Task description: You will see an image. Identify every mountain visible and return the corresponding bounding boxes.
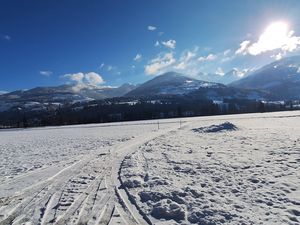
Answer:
[222,69,248,84]
[197,69,248,84]
[188,85,273,101]
[230,55,300,99]
[0,69,284,114]
[126,72,224,97]
[0,84,136,112]
[0,84,136,102]
[125,71,272,100]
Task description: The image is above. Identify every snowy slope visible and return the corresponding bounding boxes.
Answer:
[0,83,136,112]
[230,55,300,99]
[126,72,272,100]
[126,72,224,97]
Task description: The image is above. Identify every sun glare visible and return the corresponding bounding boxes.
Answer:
[248,21,292,55]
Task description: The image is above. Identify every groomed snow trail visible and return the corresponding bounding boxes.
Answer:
[0,122,178,225]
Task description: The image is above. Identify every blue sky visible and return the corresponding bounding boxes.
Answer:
[1,0,300,91]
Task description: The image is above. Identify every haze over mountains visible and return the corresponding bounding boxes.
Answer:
[1,55,300,113]
[197,68,249,85]
[230,55,300,99]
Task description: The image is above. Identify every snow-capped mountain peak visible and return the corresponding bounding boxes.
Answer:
[126,72,224,97]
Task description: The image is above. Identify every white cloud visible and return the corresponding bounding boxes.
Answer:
[133,53,142,62]
[62,72,104,90]
[223,49,231,56]
[148,25,157,31]
[235,40,251,55]
[198,53,217,62]
[1,35,11,41]
[271,52,283,60]
[215,67,225,76]
[107,65,113,71]
[145,52,176,75]
[236,22,300,56]
[0,91,7,95]
[154,41,160,47]
[99,63,105,69]
[231,68,250,77]
[39,70,53,77]
[85,72,104,85]
[162,39,176,49]
[63,72,85,83]
[175,51,197,70]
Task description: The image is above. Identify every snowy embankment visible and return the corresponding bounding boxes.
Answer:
[121,112,300,225]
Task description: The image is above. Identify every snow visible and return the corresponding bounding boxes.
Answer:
[120,111,300,224]
[0,111,300,224]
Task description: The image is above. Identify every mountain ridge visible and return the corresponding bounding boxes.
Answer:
[126,72,224,97]
[230,55,300,99]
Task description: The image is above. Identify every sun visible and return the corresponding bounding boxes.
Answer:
[248,21,291,55]
[263,22,289,42]
[265,22,288,35]
[259,22,289,48]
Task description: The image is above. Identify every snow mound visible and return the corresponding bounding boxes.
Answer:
[192,122,238,133]
[151,199,186,222]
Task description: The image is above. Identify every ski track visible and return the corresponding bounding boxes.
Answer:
[1,111,300,224]
[0,121,177,224]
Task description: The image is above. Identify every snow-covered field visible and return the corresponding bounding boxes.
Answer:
[121,112,300,225]
[0,111,300,224]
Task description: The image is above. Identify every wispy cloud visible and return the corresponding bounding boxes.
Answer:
[175,50,197,70]
[215,67,225,76]
[235,40,251,55]
[154,41,160,47]
[133,53,142,62]
[198,53,217,62]
[1,34,11,41]
[107,65,113,71]
[99,63,105,69]
[145,52,176,75]
[39,70,53,77]
[148,25,157,31]
[223,49,231,56]
[161,39,176,49]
